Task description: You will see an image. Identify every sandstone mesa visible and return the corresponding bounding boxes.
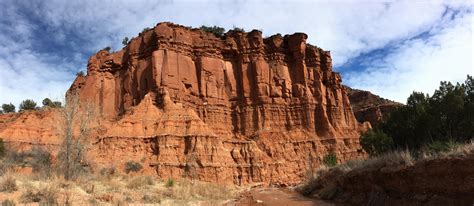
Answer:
[0,22,373,185]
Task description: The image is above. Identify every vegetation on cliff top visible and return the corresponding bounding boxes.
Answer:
[19,99,37,111]
[1,103,15,114]
[0,97,63,114]
[199,25,226,38]
[198,25,246,38]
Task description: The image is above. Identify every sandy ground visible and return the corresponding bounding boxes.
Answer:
[227,187,334,206]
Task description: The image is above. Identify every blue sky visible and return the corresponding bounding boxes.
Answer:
[0,0,472,108]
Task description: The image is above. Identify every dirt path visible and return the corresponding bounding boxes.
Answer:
[227,187,335,206]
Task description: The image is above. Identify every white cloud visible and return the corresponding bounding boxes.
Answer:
[0,49,74,107]
[0,0,472,107]
[344,7,473,103]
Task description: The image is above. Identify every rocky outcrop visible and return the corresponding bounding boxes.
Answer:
[0,110,61,151]
[1,22,368,185]
[345,86,402,127]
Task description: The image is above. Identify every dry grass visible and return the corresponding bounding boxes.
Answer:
[142,193,162,204]
[297,141,474,197]
[1,199,15,206]
[0,173,17,193]
[340,150,414,172]
[422,140,474,158]
[160,179,236,203]
[126,175,154,189]
[20,182,59,204]
[0,170,239,205]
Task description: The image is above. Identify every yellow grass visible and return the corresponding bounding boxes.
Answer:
[0,170,240,205]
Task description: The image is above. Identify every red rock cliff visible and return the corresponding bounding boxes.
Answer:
[345,86,402,127]
[2,22,367,185]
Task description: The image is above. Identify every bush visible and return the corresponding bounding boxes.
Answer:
[103,46,111,51]
[426,140,459,153]
[20,185,58,205]
[1,147,52,178]
[0,174,17,193]
[199,25,226,38]
[52,101,62,108]
[360,129,394,156]
[323,152,337,167]
[232,26,245,32]
[100,166,116,177]
[0,149,28,176]
[0,139,5,158]
[142,194,161,204]
[42,98,62,108]
[122,37,129,46]
[19,99,37,111]
[126,175,154,189]
[141,27,151,34]
[4,150,28,167]
[165,177,175,188]
[76,71,85,76]
[1,103,15,113]
[1,199,15,206]
[124,161,142,173]
[29,147,52,177]
[42,98,52,107]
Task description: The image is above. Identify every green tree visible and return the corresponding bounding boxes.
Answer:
[1,103,15,113]
[360,129,394,156]
[141,27,151,34]
[460,75,474,138]
[382,92,432,149]
[42,98,62,108]
[42,98,53,107]
[76,71,85,77]
[430,81,465,140]
[19,99,37,111]
[122,37,129,46]
[199,25,226,38]
[381,75,474,150]
[232,26,245,32]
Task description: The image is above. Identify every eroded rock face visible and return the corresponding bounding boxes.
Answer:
[1,22,367,185]
[345,86,402,127]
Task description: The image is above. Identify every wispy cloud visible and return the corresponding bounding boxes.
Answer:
[343,6,473,102]
[0,0,472,107]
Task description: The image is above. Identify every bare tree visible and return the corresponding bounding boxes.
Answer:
[56,93,94,180]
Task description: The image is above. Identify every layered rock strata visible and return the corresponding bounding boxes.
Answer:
[1,22,368,185]
[345,86,402,127]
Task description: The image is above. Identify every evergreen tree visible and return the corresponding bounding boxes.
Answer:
[199,25,226,38]
[1,103,15,113]
[19,99,37,111]
[122,37,129,46]
[381,75,474,150]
